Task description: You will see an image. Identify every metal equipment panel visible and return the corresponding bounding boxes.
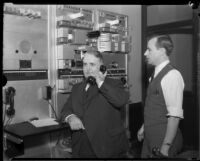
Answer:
[3,4,50,124]
[3,5,48,70]
[3,80,50,124]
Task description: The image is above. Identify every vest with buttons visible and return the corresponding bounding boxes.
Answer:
[144,63,174,127]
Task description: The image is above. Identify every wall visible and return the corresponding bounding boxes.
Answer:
[147,5,192,26]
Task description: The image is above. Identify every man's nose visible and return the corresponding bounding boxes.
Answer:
[144,50,148,56]
[86,66,91,72]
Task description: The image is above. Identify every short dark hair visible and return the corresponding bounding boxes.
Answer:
[84,50,104,63]
[148,34,174,56]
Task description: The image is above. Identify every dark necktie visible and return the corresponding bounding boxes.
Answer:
[83,85,97,111]
[150,70,155,82]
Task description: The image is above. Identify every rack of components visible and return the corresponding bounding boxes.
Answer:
[55,5,95,93]
[55,5,130,94]
[95,10,130,53]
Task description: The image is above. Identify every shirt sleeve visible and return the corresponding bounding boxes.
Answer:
[161,69,185,119]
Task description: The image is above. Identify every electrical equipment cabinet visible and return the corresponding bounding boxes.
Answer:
[3,5,131,135]
[3,4,130,158]
[3,4,50,124]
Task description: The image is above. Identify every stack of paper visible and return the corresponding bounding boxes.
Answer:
[30,118,59,127]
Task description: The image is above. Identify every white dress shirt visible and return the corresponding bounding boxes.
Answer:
[152,60,184,119]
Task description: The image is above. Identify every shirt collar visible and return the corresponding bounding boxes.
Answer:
[154,60,170,78]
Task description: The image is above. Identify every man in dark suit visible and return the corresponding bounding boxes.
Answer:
[60,50,129,158]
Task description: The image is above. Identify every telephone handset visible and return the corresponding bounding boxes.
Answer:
[87,65,107,85]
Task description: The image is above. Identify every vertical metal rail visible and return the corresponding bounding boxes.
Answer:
[47,5,57,118]
[125,14,130,138]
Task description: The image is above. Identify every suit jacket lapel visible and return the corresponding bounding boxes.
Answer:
[73,81,87,118]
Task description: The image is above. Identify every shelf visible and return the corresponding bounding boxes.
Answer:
[58,90,72,94]
[3,70,48,81]
[57,20,93,31]
[101,51,129,54]
[99,28,126,34]
[59,75,84,79]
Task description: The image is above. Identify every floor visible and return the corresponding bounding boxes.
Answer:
[4,138,199,160]
[127,139,199,159]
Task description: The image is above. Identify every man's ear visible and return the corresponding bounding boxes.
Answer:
[159,47,166,55]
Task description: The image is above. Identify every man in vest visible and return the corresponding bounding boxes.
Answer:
[137,34,184,158]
